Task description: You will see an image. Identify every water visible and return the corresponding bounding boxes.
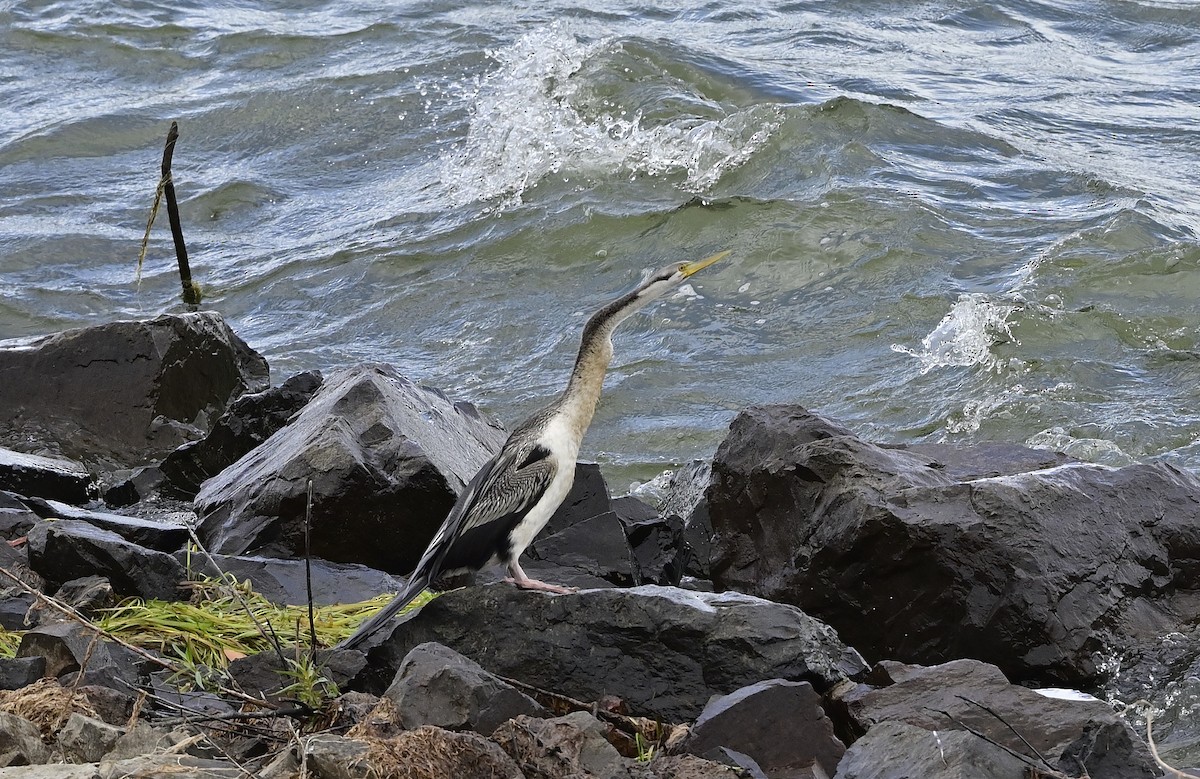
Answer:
[2,0,1199,754]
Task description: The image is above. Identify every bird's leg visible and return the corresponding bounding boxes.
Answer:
[504,560,576,594]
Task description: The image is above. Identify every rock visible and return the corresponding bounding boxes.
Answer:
[77,686,134,727]
[0,450,95,506]
[227,649,365,704]
[354,584,867,723]
[161,370,324,499]
[0,711,49,766]
[53,577,116,619]
[98,755,242,778]
[27,520,187,601]
[194,364,506,574]
[619,506,688,586]
[103,722,177,761]
[178,553,405,607]
[100,466,165,507]
[56,713,122,763]
[22,499,189,552]
[660,460,713,580]
[0,657,44,691]
[539,462,612,538]
[831,720,1028,779]
[17,622,145,687]
[526,511,636,587]
[303,729,524,779]
[683,679,844,778]
[493,711,633,779]
[0,766,100,778]
[384,642,546,734]
[651,755,748,779]
[834,658,1157,779]
[0,592,36,632]
[708,404,1200,684]
[0,312,269,470]
[0,491,38,540]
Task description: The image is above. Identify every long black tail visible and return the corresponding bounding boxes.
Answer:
[335,571,431,651]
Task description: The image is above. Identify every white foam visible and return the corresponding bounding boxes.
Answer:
[892,294,1019,374]
[438,23,778,209]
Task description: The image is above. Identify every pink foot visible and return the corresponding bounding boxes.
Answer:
[505,561,577,594]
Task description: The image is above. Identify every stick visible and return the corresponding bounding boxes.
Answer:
[304,479,317,651]
[1139,700,1200,779]
[160,121,201,305]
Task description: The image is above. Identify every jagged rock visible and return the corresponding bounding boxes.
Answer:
[17,622,145,687]
[100,465,166,508]
[831,720,1028,779]
[194,364,506,573]
[0,657,44,691]
[0,711,49,766]
[682,679,845,778]
[0,491,38,540]
[617,498,688,586]
[0,312,269,470]
[161,370,324,499]
[708,404,1200,684]
[22,499,189,552]
[833,658,1157,779]
[178,553,405,607]
[57,714,122,764]
[77,686,134,727]
[660,460,713,580]
[384,642,546,734]
[102,723,177,761]
[354,584,867,723]
[27,520,186,601]
[0,593,36,633]
[0,451,95,506]
[526,511,636,587]
[54,577,116,619]
[493,711,634,779]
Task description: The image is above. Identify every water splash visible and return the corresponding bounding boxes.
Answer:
[439,23,778,209]
[892,294,1019,374]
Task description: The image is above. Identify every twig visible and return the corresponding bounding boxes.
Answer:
[160,121,201,305]
[930,707,1076,779]
[1137,700,1200,779]
[956,695,1058,774]
[304,479,317,651]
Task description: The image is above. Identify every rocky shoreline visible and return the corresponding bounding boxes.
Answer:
[0,311,1196,778]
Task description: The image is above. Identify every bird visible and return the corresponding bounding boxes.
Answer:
[335,250,728,650]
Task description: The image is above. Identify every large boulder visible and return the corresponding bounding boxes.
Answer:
[832,658,1158,779]
[0,450,95,505]
[708,405,1200,684]
[194,364,506,573]
[27,520,187,601]
[352,584,867,723]
[0,312,269,470]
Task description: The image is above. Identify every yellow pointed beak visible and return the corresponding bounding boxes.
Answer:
[680,250,730,277]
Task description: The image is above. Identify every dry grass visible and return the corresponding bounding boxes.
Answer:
[0,677,98,737]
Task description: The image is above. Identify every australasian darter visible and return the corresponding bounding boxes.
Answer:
[336,250,728,650]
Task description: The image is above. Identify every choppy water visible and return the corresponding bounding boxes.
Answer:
[3,0,1199,754]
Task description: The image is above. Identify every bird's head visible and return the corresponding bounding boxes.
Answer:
[632,249,730,303]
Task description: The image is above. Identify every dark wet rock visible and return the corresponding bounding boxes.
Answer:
[179,553,405,607]
[22,499,189,552]
[526,511,636,587]
[708,404,1200,684]
[142,672,237,722]
[662,460,714,580]
[0,312,269,471]
[57,713,123,763]
[493,711,634,779]
[78,685,135,727]
[194,364,506,574]
[0,491,38,540]
[53,576,116,619]
[0,449,95,505]
[17,622,146,687]
[354,584,867,723]
[161,370,324,499]
[833,658,1157,779]
[683,679,845,778]
[538,462,612,538]
[27,520,187,601]
[619,503,688,587]
[832,720,1028,779]
[101,465,165,507]
[0,538,44,593]
[0,656,45,691]
[0,710,49,766]
[0,587,37,631]
[227,649,366,703]
[383,642,547,734]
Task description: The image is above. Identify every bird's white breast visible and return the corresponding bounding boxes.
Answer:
[506,416,579,559]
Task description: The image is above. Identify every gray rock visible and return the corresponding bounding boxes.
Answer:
[102,722,176,761]
[493,711,632,779]
[0,656,44,691]
[226,649,365,704]
[301,734,370,779]
[161,370,324,499]
[0,312,269,470]
[355,584,867,723]
[27,520,186,601]
[651,755,748,779]
[17,622,145,687]
[708,404,1200,684]
[56,714,123,764]
[178,552,405,607]
[527,511,637,587]
[0,592,36,633]
[76,686,134,727]
[832,720,1028,779]
[53,577,116,619]
[683,679,845,778]
[0,766,99,778]
[835,658,1157,779]
[384,642,546,734]
[24,499,188,552]
[0,491,38,540]
[618,504,688,586]
[0,710,48,766]
[194,364,506,574]
[100,465,165,507]
[0,450,95,506]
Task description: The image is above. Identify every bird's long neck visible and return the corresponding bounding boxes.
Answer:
[556,288,644,442]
